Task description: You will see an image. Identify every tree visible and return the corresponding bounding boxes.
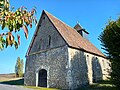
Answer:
[15,57,24,77]
[99,17,120,88]
[21,59,24,76]
[0,0,37,50]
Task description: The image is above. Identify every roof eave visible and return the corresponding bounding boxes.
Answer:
[68,46,106,58]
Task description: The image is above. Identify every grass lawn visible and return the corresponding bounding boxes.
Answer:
[25,80,117,90]
[87,80,117,90]
[25,86,59,90]
[0,78,117,90]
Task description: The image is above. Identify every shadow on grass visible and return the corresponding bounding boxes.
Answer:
[0,78,24,85]
[87,80,117,90]
[74,80,117,90]
[88,84,116,90]
[96,80,113,84]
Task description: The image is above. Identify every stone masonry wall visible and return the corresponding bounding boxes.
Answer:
[24,45,69,89]
[68,47,110,89]
[25,46,110,89]
[68,48,89,89]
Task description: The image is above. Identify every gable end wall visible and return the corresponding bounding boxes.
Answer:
[29,13,66,54]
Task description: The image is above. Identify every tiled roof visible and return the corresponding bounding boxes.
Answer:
[44,10,105,57]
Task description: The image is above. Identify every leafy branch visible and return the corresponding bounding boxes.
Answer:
[0,0,37,50]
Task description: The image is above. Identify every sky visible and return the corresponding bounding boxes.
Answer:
[0,0,120,74]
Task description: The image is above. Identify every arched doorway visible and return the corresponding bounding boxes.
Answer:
[38,69,47,87]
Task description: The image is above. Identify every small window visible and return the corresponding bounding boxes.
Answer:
[87,55,91,66]
[87,55,89,58]
[96,57,98,60]
[48,35,51,47]
[43,17,45,19]
[38,38,42,49]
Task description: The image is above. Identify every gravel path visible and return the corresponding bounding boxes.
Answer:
[0,84,33,90]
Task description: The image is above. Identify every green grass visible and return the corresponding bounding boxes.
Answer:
[87,80,117,90]
[25,86,59,90]
[0,79,117,90]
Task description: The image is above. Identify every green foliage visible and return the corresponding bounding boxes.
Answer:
[0,36,5,50]
[0,0,37,50]
[99,17,120,88]
[15,57,24,77]
[88,80,116,90]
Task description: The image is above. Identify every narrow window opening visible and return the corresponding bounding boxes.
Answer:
[43,17,45,19]
[87,55,89,58]
[48,35,51,47]
[39,38,42,49]
[87,55,90,65]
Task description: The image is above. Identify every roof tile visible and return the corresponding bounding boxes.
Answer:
[44,10,105,57]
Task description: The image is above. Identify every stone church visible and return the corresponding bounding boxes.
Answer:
[24,10,110,89]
